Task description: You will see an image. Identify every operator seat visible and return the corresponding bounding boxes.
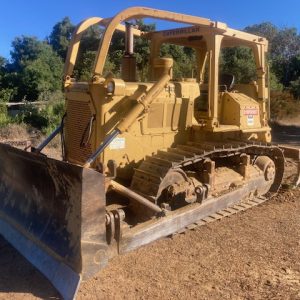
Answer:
[219,74,235,91]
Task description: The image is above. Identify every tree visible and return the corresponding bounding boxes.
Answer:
[290,77,300,99]
[244,23,300,89]
[288,55,300,82]
[49,17,75,60]
[10,36,43,72]
[73,25,103,79]
[21,44,63,99]
[160,44,196,79]
[134,20,156,80]
[270,28,300,85]
[0,56,6,71]
[8,36,63,100]
[74,20,157,80]
[244,22,278,43]
[0,56,6,83]
[220,47,256,84]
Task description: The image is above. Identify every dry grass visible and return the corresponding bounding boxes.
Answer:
[271,91,300,123]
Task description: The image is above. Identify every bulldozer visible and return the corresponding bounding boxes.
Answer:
[0,6,299,300]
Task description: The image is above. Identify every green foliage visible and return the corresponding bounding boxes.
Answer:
[0,88,14,102]
[73,25,103,80]
[17,99,65,134]
[0,56,7,78]
[271,28,300,85]
[49,17,75,60]
[0,56,17,102]
[269,70,284,91]
[21,45,63,100]
[160,44,196,79]
[73,20,157,81]
[288,55,300,83]
[134,20,156,80]
[245,22,300,95]
[220,47,256,83]
[10,36,43,71]
[3,36,64,101]
[290,78,300,99]
[0,104,11,127]
[244,22,278,43]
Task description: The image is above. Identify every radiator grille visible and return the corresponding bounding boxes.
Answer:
[65,99,93,164]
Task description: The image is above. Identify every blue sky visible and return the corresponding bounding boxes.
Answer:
[0,0,299,59]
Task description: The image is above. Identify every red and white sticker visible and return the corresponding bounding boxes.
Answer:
[243,108,258,116]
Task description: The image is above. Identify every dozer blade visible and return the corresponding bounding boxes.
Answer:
[0,143,108,300]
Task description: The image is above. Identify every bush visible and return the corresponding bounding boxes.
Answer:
[270,90,300,120]
[16,91,65,134]
[0,88,15,102]
[0,105,11,127]
[0,87,15,126]
[18,101,64,134]
[290,77,300,99]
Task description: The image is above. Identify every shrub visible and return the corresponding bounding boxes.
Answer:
[17,101,65,134]
[270,90,300,120]
[290,77,300,99]
[0,105,10,127]
[15,91,65,134]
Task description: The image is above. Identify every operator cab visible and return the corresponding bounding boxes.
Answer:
[141,24,268,137]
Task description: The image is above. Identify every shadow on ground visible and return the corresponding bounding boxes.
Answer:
[271,122,300,146]
[0,235,59,299]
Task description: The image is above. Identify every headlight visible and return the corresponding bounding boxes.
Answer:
[107,81,115,94]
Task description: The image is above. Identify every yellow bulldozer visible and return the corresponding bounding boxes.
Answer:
[0,6,299,299]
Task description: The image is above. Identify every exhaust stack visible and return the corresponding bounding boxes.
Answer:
[125,22,134,55]
[121,23,137,82]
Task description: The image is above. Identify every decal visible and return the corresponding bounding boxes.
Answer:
[244,108,258,115]
[162,26,200,37]
[109,137,126,150]
[247,115,254,126]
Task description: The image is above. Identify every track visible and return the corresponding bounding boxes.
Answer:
[131,141,285,208]
[174,196,267,234]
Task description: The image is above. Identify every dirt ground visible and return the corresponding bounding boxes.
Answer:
[0,191,299,300]
[0,123,299,300]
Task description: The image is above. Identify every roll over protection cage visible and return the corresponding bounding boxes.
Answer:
[63,6,268,80]
[64,7,216,78]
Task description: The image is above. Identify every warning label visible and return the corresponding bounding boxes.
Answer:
[247,115,254,126]
[244,108,258,115]
[109,137,126,150]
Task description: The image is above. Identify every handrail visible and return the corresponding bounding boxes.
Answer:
[63,17,142,77]
[93,6,214,75]
[64,7,267,79]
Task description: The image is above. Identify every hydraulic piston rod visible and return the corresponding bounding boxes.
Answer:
[84,72,171,168]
